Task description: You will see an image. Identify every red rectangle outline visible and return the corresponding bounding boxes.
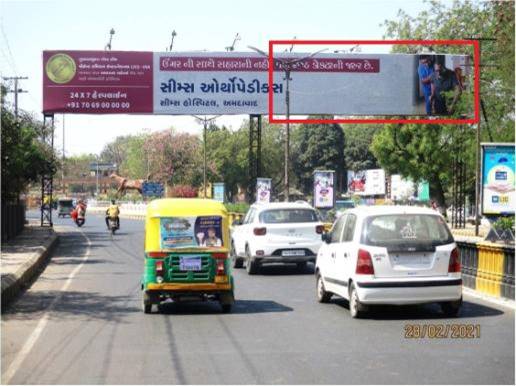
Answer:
[267,40,480,125]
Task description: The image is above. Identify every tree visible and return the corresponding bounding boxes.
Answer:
[342,124,379,172]
[1,109,58,202]
[382,0,514,139]
[291,118,345,195]
[376,0,515,208]
[144,129,203,186]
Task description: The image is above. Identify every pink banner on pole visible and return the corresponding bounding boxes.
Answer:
[43,50,153,114]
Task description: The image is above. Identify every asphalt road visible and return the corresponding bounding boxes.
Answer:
[1,212,514,384]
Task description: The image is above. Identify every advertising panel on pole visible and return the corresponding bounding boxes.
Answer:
[481,143,515,215]
[256,178,272,203]
[347,169,385,196]
[43,50,470,117]
[313,170,335,208]
[213,182,225,202]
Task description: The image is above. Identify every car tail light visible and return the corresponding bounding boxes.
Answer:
[256,250,264,256]
[148,251,167,258]
[216,259,226,276]
[356,249,375,275]
[155,260,164,275]
[316,225,324,234]
[448,247,461,273]
[253,227,267,236]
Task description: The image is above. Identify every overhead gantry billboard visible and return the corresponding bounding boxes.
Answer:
[43,50,471,118]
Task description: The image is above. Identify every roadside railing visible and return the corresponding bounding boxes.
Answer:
[456,237,515,301]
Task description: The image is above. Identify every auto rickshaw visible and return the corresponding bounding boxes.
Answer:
[142,198,235,314]
[57,198,74,218]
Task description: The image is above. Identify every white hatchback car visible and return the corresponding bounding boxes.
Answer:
[315,206,462,318]
[231,202,324,274]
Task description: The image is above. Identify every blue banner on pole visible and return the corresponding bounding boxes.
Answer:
[142,181,165,198]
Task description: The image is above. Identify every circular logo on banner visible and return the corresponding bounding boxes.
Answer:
[45,53,76,84]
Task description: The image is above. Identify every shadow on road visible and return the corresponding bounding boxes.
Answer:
[254,263,315,276]
[330,298,504,320]
[2,289,140,322]
[157,299,293,315]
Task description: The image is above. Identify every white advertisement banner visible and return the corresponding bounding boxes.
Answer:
[482,144,515,215]
[256,178,272,204]
[314,171,335,208]
[348,169,386,196]
[153,52,470,116]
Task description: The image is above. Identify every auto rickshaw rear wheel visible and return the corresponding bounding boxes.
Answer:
[219,292,234,313]
[142,291,152,314]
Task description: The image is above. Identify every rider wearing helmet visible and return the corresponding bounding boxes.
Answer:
[105,199,120,229]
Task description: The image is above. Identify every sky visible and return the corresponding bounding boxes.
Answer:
[0,0,446,156]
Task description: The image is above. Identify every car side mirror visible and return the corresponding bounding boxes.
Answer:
[322,232,331,244]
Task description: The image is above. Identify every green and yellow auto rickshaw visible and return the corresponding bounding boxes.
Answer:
[57,198,74,218]
[141,198,235,314]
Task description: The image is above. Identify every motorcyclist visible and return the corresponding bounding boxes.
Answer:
[105,199,120,230]
[71,200,87,224]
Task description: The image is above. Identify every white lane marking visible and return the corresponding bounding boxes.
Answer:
[2,227,91,384]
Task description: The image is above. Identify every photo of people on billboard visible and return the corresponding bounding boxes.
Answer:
[416,54,468,116]
[160,216,224,249]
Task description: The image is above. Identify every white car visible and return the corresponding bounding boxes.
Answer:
[231,202,324,274]
[315,206,462,318]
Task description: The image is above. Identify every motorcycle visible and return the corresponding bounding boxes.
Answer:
[71,205,86,227]
[108,216,119,235]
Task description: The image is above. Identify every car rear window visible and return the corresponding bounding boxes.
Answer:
[259,209,319,224]
[361,214,454,247]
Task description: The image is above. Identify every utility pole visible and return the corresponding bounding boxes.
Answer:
[248,46,326,201]
[2,76,28,117]
[193,115,220,198]
[465,37,495,236]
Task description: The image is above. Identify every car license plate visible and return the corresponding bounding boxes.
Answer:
[282,250,305,257]
[392,254,430,265]
[179,256,202,271]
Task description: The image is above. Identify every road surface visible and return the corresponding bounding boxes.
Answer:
[1,213,514,384]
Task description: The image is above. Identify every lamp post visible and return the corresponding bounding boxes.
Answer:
[96,156,100,196]
[193,115,220,198]
[105,28,115,51]
[248,46,326,201]
[168,30,177,51]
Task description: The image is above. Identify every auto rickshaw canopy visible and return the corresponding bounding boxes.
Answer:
[144,198,229,253]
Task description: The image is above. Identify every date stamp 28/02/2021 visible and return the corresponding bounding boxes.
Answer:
[404,324,481,339]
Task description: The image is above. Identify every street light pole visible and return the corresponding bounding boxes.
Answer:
[193,115,220,198]
[96,157,99,196]
[248,46,326,202]
[284,66,291,202]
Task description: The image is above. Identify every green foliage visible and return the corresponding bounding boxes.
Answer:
[493,216,515,231]
[1,108,58,202]
[225,202,250,214]
[291,118,345,194]
[374,0,515,208]
[342,124,379,172]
